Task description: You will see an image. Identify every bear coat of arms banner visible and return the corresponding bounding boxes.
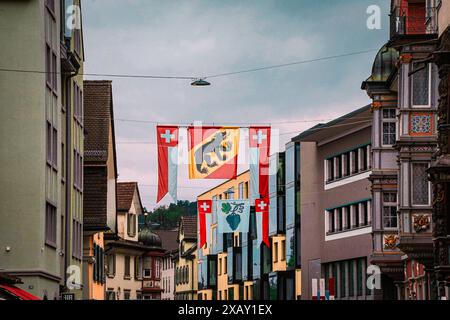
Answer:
[216,200,250,234]
[187,126,240,179]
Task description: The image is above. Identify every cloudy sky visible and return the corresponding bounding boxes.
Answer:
[82,0,390,210]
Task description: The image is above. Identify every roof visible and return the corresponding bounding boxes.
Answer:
[117,182,143,212]
[180,215,197,239]
[291,105,372,143]
[154,229,179,252]
[361,45,399,90]
[83,80,118,231]
[83,80,117,170]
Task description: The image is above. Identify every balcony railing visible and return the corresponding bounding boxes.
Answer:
[390,5,438,38]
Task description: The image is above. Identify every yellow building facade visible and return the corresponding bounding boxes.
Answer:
[197,171,250,300]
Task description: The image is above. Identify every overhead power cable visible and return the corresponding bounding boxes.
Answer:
[0,48,378,81]
[115,119,372,144]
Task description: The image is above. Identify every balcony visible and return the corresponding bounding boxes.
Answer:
[390,4,438,38]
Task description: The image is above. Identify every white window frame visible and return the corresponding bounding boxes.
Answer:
[411,163,432,207]
[381,108,397,147]
[382,192,398,230]
[411,63,432,108]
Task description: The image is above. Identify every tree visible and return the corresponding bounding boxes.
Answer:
[144,200,197,229]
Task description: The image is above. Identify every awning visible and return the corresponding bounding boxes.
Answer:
[0,285,41,300]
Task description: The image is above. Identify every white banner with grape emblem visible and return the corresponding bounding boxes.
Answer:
[216,200,250,234]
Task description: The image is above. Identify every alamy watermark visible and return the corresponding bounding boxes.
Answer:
[367,5,381,30]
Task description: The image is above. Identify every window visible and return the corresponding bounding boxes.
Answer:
[343,153,350,176]
[46,121,52,164]
[107,254,116,276]
[124,290,131,300]
[74,29,81,56]
[336,156,342,179]
[348,260,355,297]
[361,202,369,226]
[45,202,57,247]
[281,240,286,261]
[124,256,131,278]
[412,63,430,107]
[329,211,335,233]
[136,291,142,300]
[144,257,152,278]
[345,207,351,230]
[340,262,346,298]
[72,219,82,259]
[73,83,83,125]
[325,145,371,183]
[46,121,58,169]
[327,200,371,234]
[382,109,396,146]
[356,259,363,296]
[336,208,343,231]
[383,193,398,228]
[127,213,136,237]
[45,7,57,93]
[412,163,430,205]
[224,257,228,274]
[106,290,116,300]
[135,256,142,279]
[73,149,83,191]
[238,183,244,199]
[274,243,278,262]
[354,204,360,227]
[327,158,335,182]
[155,259,161,279]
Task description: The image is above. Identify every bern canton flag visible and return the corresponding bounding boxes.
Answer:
[216,200,250,234]
[156,125,179,203]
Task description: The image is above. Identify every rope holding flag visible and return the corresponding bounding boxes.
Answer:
[156,125,179,203]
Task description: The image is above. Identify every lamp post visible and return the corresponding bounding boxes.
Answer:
[191,79,211,86]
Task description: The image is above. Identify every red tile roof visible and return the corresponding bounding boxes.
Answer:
[83,80,116,164]
[117,182,138,212]
[180,215,197,239]
[154,230,179,252]
[83,80,117,231]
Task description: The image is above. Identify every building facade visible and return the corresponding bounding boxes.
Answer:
[156,230,178,300]
[429,0,450,300]
[362,0,442,300]
[0,0,85,299]
[268,150,302,300]
[82,80,118,300]
[174,216,198,300]
[293,106,374,300]
[104,182,164,300]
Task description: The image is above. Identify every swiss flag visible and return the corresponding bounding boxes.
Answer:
[255,198,270,248]
[249,126,271,202]
[198,200,212,249]
[157,126,179,203]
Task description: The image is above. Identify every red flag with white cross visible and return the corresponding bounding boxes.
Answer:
[156,125,179,203]
[198,200,212,249]
[255,198,270,248]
